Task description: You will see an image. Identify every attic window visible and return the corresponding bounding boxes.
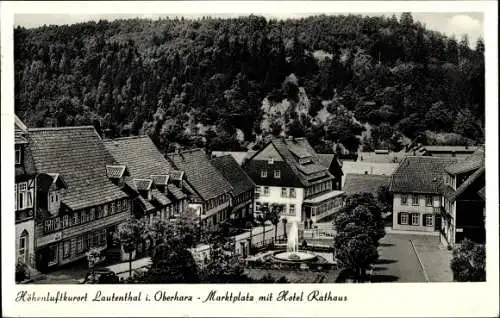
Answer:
[268,158,274,165]
[15,146,22,164]
[106,165,126,179]
[299,157,313,165]
[274,170,281,179]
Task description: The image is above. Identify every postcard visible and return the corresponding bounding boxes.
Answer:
[1,1,498,317]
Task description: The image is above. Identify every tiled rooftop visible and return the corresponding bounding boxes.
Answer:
[210,155,255,197]
[28,126,128,211]
[168,149,232,201]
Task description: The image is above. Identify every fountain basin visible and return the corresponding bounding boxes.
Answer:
[272,251,318,263]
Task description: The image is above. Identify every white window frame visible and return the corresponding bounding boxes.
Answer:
[401,194,408,205]
[400,212,408,225]
[15,146,22,164]
[16,182,33,210]
[274,170,281,179]
[281,188,287,198]
[261,170,268,178]
[14,184,17,210]
[425,214,433,227]
[263,187,270,197]
[411,213,420,226]
[411,194,419,206]
[425,195,433,207]
[19,234,27,260]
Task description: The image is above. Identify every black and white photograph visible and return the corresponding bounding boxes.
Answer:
[2,1,498,317]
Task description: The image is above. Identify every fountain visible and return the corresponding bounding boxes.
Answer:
[273,221,317,263]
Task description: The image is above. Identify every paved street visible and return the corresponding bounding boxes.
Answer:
[32,256,152,284]
[373,233,452,283]
[372,233,427,282]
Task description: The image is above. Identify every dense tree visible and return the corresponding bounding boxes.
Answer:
[14,14,484,153]
[450,239,486,282]
[333,193,385,280]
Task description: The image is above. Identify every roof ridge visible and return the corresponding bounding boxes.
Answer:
[29,125,95,131]
[103,135,150,142]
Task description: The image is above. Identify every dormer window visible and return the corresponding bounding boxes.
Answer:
[261,170,268,178]
[15,145,22,165]
[274,170,281,179]
[299,157,313,165]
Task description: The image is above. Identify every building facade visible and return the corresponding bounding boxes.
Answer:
[390,149,486,245]
[210,155,255,224]
[168,149,233,230]
[28,126,132,271]
[440,149,485,246]
[244,137,344,227]
[15,116,37,270]
[390,156,458,233]
[103,136,189,226]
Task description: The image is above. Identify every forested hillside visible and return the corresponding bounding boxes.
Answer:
[14,13,485,154]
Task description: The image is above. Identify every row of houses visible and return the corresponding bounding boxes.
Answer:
[14,116,256,273]
[341,146,486,247]
[15,113,486,275]
[217,140,486,247]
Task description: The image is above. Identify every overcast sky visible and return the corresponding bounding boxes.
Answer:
[14,12,483,44]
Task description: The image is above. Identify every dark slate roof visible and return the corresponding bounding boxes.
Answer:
[343,174,390,195]
[167,184,188,200]
[37,173,67,192]
[422,145,479,153]
[245,137,334,188]
[168,149,232,201]
[137,196,155,212]
[103,136,172,179]
[317,154,335,169]
[15,115,28,144]
[449,166,485,202]
[445,147,485,175]
[16,142,37,178]
[477,187,485,200]
[210,155,255,197]
[389,156,458,194]
[28,126,128,211]
[211,151,255,166]
[151,189,171,206]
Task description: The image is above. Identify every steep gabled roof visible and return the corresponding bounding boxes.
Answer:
[317,153,335,169]
[477,187,485,200]
[389,156,458,194]
[151,189,171,206]
[449,166,485,202]
[210,155,255,197]
[167,184,188,200]
[103,136,172,179]
[445,147,485,175]
[28,126,128,211]
[343,174,390,195]
[168,149,232,201]
[15,115,29,144]
[268,137,334,187]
